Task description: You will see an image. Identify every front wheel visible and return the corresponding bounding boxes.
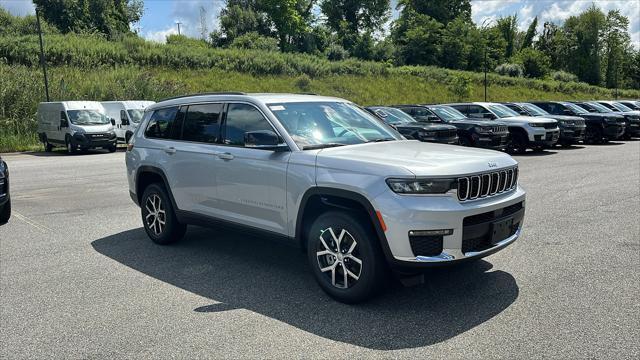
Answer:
[306,211,387,303]
[507,132,528,154]
[141,183,186,245]
[66,137,76,154]
[108,144,117,153]
[459,135,472,147]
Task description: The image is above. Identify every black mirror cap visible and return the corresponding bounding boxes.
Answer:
[244,130,288,150]
[110,118,116,126]
[60,119,69,127]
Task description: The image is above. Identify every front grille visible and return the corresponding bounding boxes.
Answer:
[409,235,443,257]
[493,125,508,133]
[86,133,114,140]
[457,167,518,201]
[542,122,557,129]
[435,129,457,138]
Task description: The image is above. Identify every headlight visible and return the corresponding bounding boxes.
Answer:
[0,161,5,174]
[528,123,544,127]
[419,131,437,137]
[477,127,491,134]
[386,178,456,194]
[73,128,85,135]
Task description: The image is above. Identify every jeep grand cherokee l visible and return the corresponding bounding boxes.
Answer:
[503,102,586,147]
[571,101,630,139]
[0,156,10,225]
[445,102,559,154]
[365,106,459,144]
[593,101,640,138]
[391,104,509,150]
[531,101,625,144]
[126,93,526,303]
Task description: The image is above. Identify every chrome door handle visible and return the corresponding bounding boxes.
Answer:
[164,147,177,155]
[217,152,234,160]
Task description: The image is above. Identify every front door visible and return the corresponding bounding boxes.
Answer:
[213,103,290,235]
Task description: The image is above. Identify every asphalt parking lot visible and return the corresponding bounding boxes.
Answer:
[1,141,639,359]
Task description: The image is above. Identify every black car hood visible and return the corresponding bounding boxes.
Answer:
[396,123,457,131]
[447,119,507,126]
[536,114,583,122]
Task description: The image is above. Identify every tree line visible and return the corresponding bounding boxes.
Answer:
[1,0,638,89]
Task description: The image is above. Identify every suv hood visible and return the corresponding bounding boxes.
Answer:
[498,115,556,124]
[315,140,517,177]
[73,124,114,133]
[398,123,457,131]
[535,114,583,122]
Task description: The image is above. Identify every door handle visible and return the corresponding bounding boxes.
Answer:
[217,152,234,160]
[164,147,177,155]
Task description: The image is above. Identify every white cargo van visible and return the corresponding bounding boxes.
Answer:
[37,101,117,154]
[102,101,155,143]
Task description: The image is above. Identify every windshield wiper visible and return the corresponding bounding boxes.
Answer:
[302,143,346,150]
[366,138,395,143]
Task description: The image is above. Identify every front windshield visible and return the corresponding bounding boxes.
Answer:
[67,110,110,125]
[268,102,400,149]
[372,107,417,125]
[564,103,588,114]
[587,102,614,113]
[127,109,144,123]
[521,103,549,116]
[429,106,467,121]
[612,102,633,112]
[488,104,520,118]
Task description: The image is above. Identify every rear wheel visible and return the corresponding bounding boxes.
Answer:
[0,199,10,224]
[306,211,387,303]
[507,132,528,154]
[141,183,186,245]
[42,135,53,152]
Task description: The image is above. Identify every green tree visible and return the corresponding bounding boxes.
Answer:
[33,0,143,38]
[214,0,273,46]
[496,14,518,58]
[563,5,606,85]
[448,74,472,101]
[514,48,550,78]
[521,16,537,49]
[391,8,442,65]
[439,16,473,69]
[261,0,315,51]
[602,10,631,88]
[398,0,471,25]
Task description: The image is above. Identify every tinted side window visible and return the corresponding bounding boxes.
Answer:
[535,103,551,112]
[182,104,223,143]
[144,107,178,139]
[412,107,432,117]
[449,105,467,115]
[223,103,274,147]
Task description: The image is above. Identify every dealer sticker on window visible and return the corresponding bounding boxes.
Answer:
[269,105,285,111]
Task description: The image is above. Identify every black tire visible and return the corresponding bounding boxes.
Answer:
[507,132,528,154]
[42,135,53,152]
[0,199,11,225]
[140,183,186,245]
[459,135,472,147]
[108,144,117,153]
[65,136,77,154]
[306,211,387,303]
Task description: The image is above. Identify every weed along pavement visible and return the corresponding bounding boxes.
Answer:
[0,141,639,358]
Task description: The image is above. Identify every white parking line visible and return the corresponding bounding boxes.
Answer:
[12,211,54,233]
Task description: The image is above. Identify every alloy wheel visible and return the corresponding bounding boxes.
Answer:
[316,227,363,289]
[145,194,166,236]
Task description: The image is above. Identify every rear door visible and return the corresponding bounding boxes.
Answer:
[213,102,290,235]
[169,103,224,216]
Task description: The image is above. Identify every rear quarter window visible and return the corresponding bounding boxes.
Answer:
[144,107,178,139]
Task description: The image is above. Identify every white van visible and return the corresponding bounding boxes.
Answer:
[37,101,117,154]
[102,101,155,143]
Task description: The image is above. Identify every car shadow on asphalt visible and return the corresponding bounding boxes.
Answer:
[91,226,519,350]
[511,150,557,157]
[25,149,123,157]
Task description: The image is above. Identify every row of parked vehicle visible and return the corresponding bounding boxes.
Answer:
[364,100,640,154]
[18,93,638,303]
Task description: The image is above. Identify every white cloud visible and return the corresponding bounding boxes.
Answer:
[144,26,178,43]
[0,0,34,16]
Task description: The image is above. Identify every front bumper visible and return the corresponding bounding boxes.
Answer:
[72,133,117,148]
[626,122,640,137]
[0,170,9,208]
[559,126,586,142]
[373,186,526,269]
[532,130,560,147]
[604,124,625,139]
[421,135,459,145]
[475,133,509,149]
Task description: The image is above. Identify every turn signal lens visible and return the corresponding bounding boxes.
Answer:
[127,143,134,152]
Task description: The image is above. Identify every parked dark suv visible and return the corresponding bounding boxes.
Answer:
[570,101,629,140]
[592,101,640,138]
[0,156,10,225]
[393,104,509,150]
[617,100,640,111]
[531,101,625,143]
[503,102,586,147]
[365,106,459,144]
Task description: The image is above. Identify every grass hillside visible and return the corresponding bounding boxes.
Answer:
[1,34,639,152]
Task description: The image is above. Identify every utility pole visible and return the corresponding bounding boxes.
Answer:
[176,21,182,36]
[35,8,50,102]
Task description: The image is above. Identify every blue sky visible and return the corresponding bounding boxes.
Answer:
[1,0,638,47]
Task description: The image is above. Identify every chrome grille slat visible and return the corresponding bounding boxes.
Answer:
[457,166,518,201]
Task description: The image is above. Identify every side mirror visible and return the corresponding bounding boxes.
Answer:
[60,118,69,128]
[427,115,440,121]
[110,118,116,126]
[121,117,129,126]
[244,130,287,151]
[562,109,573,115]
[483,113,496,120]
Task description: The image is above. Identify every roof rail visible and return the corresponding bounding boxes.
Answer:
[159,92,247,102]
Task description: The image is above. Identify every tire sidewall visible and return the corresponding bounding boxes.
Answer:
[141,183,182,245]
[306,211,384,303]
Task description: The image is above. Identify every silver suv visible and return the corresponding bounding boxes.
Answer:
[125,93,527,303]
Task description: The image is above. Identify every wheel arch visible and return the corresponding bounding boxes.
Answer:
[295,187,392,261]
[135,166,179,211]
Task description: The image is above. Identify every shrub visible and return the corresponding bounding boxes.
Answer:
[448,74,472,101]
[229,32,279,52]
[514,48,551,78]
[294,74,312,92]
[550,70,579,83]
[325,44,349,61]
[495,63,524,78]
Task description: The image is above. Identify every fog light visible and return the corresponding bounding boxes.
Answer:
[409,229,453,236]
